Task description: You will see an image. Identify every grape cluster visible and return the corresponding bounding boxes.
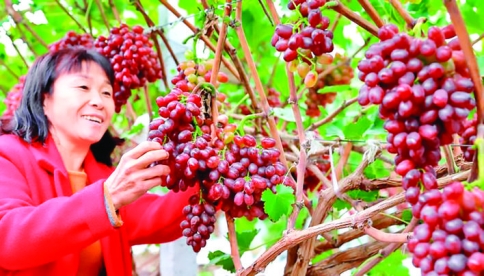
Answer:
[180,195,217,252]
[305,53,354,117]
[357,24,475,199]
[1,75,25,120]
[271,0,334,88]
[408,181,484,274]
[171,59,229,92]
[148,89,294,251]
[148,89,218,192]
[459,114,477,162]
[214,135,291,220]
[94,24,163,112]
[49,31,94,52]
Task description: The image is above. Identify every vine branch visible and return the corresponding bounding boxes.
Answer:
[54,0,88,33]
[234,1,287,167]
[158,0,240,80]
[329,0,379,37]
[133,0,170,89]
[357,0,384,27]
[307,97,358,130]
[226,214,243,273]
[94,0,111,30]
[444,0,484,125]
[354,217,418,276]
[388,0,417,28]
[0,59,19,79]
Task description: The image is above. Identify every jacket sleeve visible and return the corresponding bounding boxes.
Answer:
[0,155,114,270]
[122,186,198,245]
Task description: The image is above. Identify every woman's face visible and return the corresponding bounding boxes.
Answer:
[43,61,115,147]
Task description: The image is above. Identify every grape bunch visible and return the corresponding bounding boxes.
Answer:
[305,53,354,117]
[357,24,476,201]
[180,195,217,252]
[1,75,26,120]
[94,24,163,112]
[148,88,294,251]
[271,0,334,88]
[459,114,477,162]
[408,181,484,274]
[48,31,94,52]
[148,89,220,192]
[213,135,291,220]
[171,59,229,93]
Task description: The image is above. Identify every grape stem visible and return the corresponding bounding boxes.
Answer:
[328,0,379,37]
[353,217,418,276]
[234,1,288,167]
[94,0,111,30]
[158,0,240,80]
[225,214,243,273]
[264,0,309,233]
[444,0,484,125]
[236,112,266,136]
[306,97,358,131]
[108,0,122,24]
[356,0,385,27]
[133,0,173,87]
[4,0,49,49]
[208,0,233,135]
[142,85,153,122]
[443,144,457,175]
[53,0,88,33]
[125,101,137,128]
[472,32,484,45]
[388,0,417,28]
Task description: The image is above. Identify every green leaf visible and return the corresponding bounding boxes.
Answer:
[347,189,379,202]
[368,250,410,276]
[334,198,351,211]
[364,159,391,179]
[208,250,235,273]
[120,123,145,139]
[343,116,372,140]
[235,229,258,255]
[261,184,295,222]
[295,206,310,229]
[402,209,413,223]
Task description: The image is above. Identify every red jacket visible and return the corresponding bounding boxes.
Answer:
[0,134,196,275]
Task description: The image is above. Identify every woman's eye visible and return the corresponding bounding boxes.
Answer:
[103,91,112,96]
[79,85,89,90]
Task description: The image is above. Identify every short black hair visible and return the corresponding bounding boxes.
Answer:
[1,48,123,166]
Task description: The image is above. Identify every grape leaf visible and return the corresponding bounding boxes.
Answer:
[368,250,409,276]
[402,209,413,223]
[261,184,295,222]
[234,229,258,255]
[343,116,372,140]
[334,198,351,211]
[208,250,235,273]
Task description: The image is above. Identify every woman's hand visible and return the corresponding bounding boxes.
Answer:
[104,141,170,209]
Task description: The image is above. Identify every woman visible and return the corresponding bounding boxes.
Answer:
[0,48,197,275]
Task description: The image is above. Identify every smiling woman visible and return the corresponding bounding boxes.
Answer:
[0,48,197,276]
